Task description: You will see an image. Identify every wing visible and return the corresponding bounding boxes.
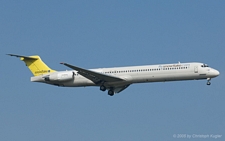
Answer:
[60,63,124,84]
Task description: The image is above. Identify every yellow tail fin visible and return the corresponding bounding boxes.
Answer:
[8,54,56,76]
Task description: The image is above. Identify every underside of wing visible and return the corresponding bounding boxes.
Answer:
[113,84,130,93]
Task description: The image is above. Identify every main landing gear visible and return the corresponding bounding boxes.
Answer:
[207,78,211,85]
[100,85,114,96]
[100,85,106,91]
[108,89,114,96]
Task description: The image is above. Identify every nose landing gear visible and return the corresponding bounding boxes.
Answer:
[207,78,211,85]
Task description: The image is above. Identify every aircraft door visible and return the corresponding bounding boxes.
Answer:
[194,66,198,73]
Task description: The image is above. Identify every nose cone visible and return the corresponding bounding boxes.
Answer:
[213,69,220,77]
[216,70,220,76]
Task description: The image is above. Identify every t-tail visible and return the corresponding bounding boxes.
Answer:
[7,54,56,76]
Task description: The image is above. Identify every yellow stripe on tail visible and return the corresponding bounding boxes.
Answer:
[8,54,56,76]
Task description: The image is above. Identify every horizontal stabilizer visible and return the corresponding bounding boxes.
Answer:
[7,54,38,60]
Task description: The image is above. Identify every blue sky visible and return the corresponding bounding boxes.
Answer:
[1,1,224,140]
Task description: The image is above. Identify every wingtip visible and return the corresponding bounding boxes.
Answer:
[7,54,19,57]
[60,62,65,65]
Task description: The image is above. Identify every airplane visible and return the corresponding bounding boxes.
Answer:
[8,54,220,96]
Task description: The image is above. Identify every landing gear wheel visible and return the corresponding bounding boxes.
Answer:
[207,82,211,85]
[207,78,211,85]
[108,90,114,96]
[100,85,106,91]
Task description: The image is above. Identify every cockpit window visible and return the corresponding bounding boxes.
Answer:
[201,64,209,67]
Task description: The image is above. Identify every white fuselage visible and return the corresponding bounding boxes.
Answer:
[31,62,219,88]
